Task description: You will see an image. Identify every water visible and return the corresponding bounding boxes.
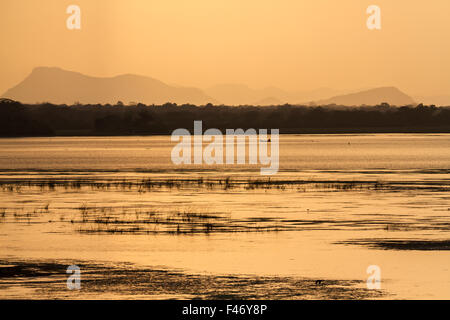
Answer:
[0,134,449,299]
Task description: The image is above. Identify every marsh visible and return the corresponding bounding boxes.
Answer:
[0,134,449,299]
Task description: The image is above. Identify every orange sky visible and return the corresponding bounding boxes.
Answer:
[1,0,449,96]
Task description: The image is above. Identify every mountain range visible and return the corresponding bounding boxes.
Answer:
[2,67,215,105]
[2,67,419,106]
[314,87,416,106]
[203,84,349,105]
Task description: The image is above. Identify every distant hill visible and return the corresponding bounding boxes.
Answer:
[314,87,415,106]
[2,68,418,107]
[253,96,283,106]
[413,95,450,106]
[2,67,215,105]
[205,84,269,105]
[205,84,346,105]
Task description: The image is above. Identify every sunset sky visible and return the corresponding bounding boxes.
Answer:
[1,0,449,97]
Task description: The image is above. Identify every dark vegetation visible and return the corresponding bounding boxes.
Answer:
[337,239,450,250]
[1,98,449,136]
[1,176,449,193]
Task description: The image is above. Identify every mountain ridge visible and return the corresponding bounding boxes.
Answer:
[2,67,216,105]
[3,67,417,106]
[313,87,415,106]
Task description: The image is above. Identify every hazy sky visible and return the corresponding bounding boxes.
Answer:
[1,0,449,96]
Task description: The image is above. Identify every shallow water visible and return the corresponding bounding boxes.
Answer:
[0,134,449,299]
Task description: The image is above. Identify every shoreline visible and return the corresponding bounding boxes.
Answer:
[0,259,386,300]
[1,129,450,138]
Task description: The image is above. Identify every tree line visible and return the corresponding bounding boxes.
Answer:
[1,99,449,136]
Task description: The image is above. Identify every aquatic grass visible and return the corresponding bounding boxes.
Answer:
[5,200,450,235]
[1,177,447,193]
[71,204,315,235]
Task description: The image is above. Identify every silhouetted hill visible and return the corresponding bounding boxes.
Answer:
[314,87,415,106]
[205,84,346,105]
[254,97,283,106]
[2,67,215,105]
[414,95,450,106]
[205,84,266,105]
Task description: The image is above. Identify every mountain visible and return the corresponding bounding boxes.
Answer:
[2,68,419,107]
[205,84,347,105]
[413,95,450,106]
[313,87,415,106]
[253,96,283,106]
[205,84,266,105]
[2,67,215,105]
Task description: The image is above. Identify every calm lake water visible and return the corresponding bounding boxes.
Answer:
[0,134,449,299]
